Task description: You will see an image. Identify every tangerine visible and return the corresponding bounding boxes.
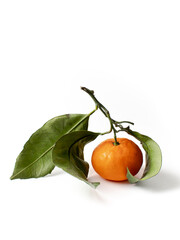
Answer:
[91,138,143,181]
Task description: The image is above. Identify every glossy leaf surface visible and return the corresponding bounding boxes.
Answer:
[10,114,89,180]
[52,130,100,188]
[125,128,162,183]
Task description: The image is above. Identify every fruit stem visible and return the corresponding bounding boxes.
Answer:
[81,87,134,146]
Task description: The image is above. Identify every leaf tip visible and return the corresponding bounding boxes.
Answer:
[127,168,139,184]
[93,182,100,189]
[88,181,100,189]
[10,175,15,180]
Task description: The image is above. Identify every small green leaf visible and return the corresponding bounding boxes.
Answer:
[52,130,100,188]
[125,128,162,183]
[10,114,90,180]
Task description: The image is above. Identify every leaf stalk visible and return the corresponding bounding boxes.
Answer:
[81,87,134,145]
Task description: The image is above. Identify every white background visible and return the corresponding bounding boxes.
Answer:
[1,1,180,239]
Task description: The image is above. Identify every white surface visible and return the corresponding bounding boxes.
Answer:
[1,1,180,239]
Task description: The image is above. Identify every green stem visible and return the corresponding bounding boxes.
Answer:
[81,87,135,146]
[113,120,134,125]
[88,106,98,116]
[81,87,119,145]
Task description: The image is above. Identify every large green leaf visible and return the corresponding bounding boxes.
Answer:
[10,114,90,180]
[124,128,162,183]
[52,130,100,188]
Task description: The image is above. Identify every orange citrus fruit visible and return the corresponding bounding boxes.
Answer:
[91,138,143,181]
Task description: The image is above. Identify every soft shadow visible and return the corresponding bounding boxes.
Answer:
[86,188,107,203]
[46,168,63,178]
[136,170,180,192]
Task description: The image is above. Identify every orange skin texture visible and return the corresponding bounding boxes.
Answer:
[91,138,143,181]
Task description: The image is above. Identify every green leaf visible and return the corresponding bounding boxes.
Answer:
[52,130,100,188]
[10,114,90,180]
[125,128,162,183]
